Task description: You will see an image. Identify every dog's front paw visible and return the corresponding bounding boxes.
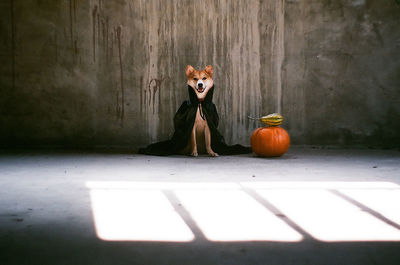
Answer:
[190,151,198,157]
[208,151,219,157]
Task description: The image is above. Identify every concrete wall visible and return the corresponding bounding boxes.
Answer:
[284,0,400,147]
[0,0,399,149]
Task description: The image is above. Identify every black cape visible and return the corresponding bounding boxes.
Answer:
[138,85,252,156]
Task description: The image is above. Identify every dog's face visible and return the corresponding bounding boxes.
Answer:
[186,65,214,101]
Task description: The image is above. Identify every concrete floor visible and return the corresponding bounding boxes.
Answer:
[1,147,400,265]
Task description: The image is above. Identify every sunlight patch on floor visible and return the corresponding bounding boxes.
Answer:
[339,188,400,226]
[175,189,303,242]
[242,182,400,242]
[89,188,194,242]
[87,181,400,242]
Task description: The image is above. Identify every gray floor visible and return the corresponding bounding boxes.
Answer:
[1,147,400,265]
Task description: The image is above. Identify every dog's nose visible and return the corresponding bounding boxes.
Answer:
[198,83,203,88]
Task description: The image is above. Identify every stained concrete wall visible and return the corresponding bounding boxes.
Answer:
[284,0,400,147]
[0,0,399,149]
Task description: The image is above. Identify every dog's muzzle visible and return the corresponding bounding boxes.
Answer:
[197,81,205,93]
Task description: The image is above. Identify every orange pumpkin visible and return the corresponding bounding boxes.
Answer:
[251,126,290,157]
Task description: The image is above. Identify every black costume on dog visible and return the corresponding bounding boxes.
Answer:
[138,85,251,156]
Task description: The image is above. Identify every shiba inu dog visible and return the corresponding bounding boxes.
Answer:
[138,64,252,157]
[181,65,218,157]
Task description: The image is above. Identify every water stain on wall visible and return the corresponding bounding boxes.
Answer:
[148,76,168,114]
[10,0,16,90]
[90,1,130,128]
[68,0,76,47]
[92,5,97,62]
[67,0,80,62]
[116,25,124,126]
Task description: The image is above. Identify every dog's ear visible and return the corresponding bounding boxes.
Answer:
[186,65,195,77]
[205,65,213,78]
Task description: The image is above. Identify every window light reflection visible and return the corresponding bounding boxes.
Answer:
[86,181,400,243]
[339,188,400,226]
[254,188,400,242]
[89,189,194,242]
[175,189,303,242]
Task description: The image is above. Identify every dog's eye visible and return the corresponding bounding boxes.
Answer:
[194,78,198,81]
[202,77,207,80]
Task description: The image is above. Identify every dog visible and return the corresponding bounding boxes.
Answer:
[138,64,251,156]
[180,65,219,157]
